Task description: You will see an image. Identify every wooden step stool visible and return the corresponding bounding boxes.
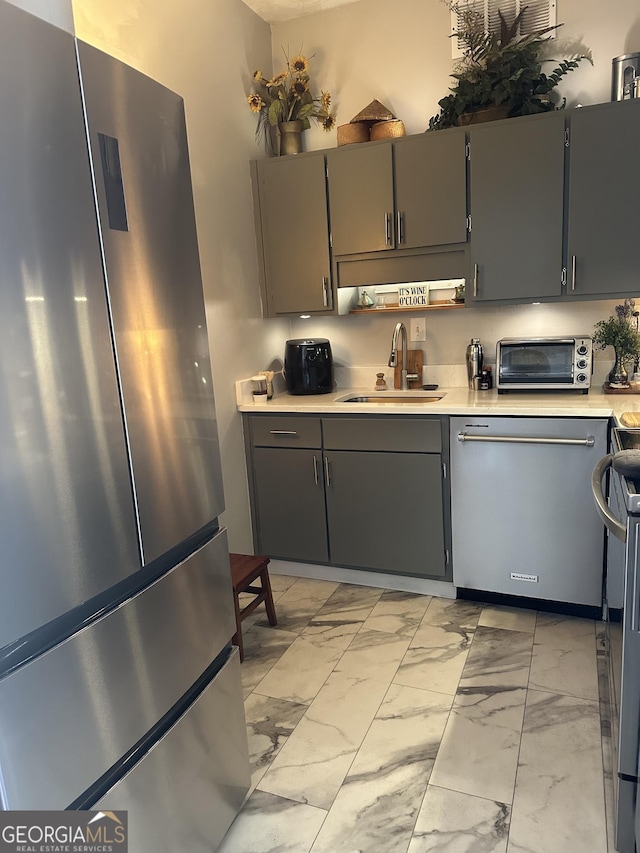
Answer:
[230,553,277,662]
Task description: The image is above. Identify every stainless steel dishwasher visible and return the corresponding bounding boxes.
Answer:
[450,416,607,608]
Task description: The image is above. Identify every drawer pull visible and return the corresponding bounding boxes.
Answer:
[269,430,297,436]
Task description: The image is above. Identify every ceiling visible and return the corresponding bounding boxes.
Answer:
[243,0,361,23]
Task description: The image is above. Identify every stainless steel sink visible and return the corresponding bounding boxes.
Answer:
[336,393,444,404]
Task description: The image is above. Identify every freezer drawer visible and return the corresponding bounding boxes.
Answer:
[0,529,235,809]
[95,648,249,853]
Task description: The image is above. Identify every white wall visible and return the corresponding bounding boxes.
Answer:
[6,0,73,31]
[271,0,640,150]
[73,0,290,551]
[290,298,625,382]
[273,0,639,374]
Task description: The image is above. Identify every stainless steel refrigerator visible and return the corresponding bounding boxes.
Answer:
[0,2,249,849]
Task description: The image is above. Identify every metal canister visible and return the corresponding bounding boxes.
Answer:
[612,53,640,101]
[466,338,483,390]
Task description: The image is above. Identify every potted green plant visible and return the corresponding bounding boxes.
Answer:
[247,50,336,155]
[428,4,592,130]
[593,299,640,387]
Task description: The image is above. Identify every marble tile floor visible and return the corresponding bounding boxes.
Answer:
[219,576,614,853]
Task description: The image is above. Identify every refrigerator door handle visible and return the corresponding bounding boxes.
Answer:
[97,133,129,231]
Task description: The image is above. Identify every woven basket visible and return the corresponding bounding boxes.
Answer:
[349,99,396,124]
[369,119,406,140]
[337,123,370,146]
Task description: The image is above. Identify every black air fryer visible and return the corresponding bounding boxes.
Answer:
[284,338,334,395]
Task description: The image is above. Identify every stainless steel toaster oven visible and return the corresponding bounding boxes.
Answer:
[496,336,592,393]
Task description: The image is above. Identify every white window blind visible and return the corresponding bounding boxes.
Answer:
[450,0,556,58]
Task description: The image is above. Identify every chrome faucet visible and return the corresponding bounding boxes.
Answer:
[388,321,419,390]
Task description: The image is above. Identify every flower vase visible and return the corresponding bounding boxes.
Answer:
[609,351,630,386]
[279,120,304,156]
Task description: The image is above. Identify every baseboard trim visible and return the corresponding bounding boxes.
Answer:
[268,559,456,599]
[457,587,603,620]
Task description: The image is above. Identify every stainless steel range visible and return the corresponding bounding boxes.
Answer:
[593,429,640,853]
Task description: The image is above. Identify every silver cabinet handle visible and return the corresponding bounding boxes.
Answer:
[313,455,319,486]
[384,212,392,247]
[457,432,595,447]
[473,263,479,298]
[571,255,577,292]
[396,210,404,245]
[324,456,331,486]
[591,454,626,542]
[322,276,329,307]
[269,430,297,435]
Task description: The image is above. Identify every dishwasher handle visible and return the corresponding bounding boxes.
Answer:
[591,453,626,542]
[457,432,595,447]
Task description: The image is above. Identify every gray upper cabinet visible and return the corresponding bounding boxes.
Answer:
[566,100,640,298]
[252,152,332,316]
[327,130,468,257]
[394,129,468,249]
[327,143,395,255]
[468,111,566,303]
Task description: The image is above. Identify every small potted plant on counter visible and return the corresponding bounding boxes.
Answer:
[593,299,640,390]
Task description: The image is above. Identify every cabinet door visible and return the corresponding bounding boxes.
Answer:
[567,100,640,297]
[325,450,445,578]
[256,154,331,315]
[252,447,328,563]
[327,143,394,254]
[394,129,467,248]
[469,111,565,302]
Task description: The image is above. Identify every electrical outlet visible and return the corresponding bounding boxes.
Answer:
[410,317,426,342]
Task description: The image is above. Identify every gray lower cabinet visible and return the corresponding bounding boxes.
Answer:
[468,110,565,303]
[245,414,449,580]
[566,99,640,298]
[325,450,445,577]
[251,446,328,563]
[251,152,332,316]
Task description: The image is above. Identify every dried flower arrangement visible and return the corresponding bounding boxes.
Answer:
[247,49,336,152]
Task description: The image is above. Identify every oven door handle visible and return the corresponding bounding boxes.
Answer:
[591,453,627,542]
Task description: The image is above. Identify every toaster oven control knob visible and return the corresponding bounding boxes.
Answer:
[577,344,589,356]
[577,373,588,383]
[577,358,588,369]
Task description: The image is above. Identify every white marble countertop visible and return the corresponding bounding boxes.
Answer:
[237,381,640,425]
